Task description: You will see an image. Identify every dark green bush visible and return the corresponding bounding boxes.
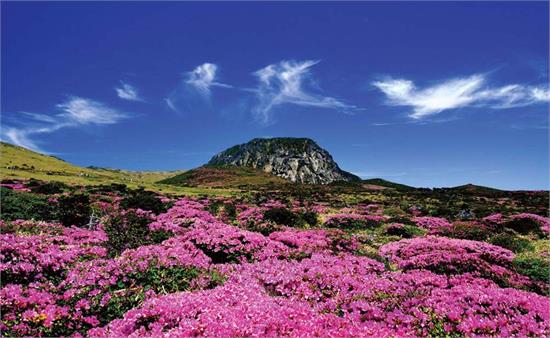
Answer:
[31,181,68,194]
[104,210,171,257]
[0,187,57,221]
[385,224,425,238]
[206,200,224,216]
[324,216,368,229]
[100,266,204,324]
[86,183,128,195]
[504,218,542,235]
[299,211,318,226]
[24,178,42,188]
[263,208,300,227]
[489,233,534,253]
[58,193,91,227]
[223,203,237,220]
[513,257,549,283]
[120,188,167,215]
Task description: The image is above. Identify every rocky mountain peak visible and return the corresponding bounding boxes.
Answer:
[207,137,359,184]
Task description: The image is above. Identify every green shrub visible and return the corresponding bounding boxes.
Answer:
[489,233,534,253]
[385,224,426,238]
[223,203,237,220]
[86,183,128,195]
[0,187,57,221]
[383,206,407,218]
[100,266,203,324]
[31,181,68,194]
[58,193,91,227]
[263,208,300,227]
[104,210,171,257]
[206,200,224,216]
[120,188,167,215]
[513,257,549,283]
[504,218,542,235]
[299,211,318,226]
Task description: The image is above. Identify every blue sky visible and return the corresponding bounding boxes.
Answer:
[2,2,549,190]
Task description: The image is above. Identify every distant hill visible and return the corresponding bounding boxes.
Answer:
[158,165,288,188]
[446,183,503,194]
[361,178,416,191]
[0,142,183,190]
[206,137,360,184]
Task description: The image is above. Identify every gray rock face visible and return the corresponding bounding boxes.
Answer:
[207,138,359,184]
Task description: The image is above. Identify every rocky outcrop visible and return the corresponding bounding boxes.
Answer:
[207,138,359,184]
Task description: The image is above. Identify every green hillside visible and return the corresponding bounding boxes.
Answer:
[362,178,416,191]
[0,142,231,195]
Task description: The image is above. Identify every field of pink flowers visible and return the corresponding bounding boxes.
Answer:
[1,182,550,337]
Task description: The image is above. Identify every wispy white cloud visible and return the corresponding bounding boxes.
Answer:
[57,96,127,125]
[1,97,128,153]
[373,74,549,119]
[2,128,43,152]
[185,63,232,98]
[252,60,358,124]
[115,82,143,101]
[531,87,550,101]
[164,97,178,113]
[20,112,58,123]
[165,63,232,113]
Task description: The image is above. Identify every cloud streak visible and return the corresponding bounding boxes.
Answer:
[185,63,231,98]
[115,82,143,101]
[1,97,128,152]
[373,74,549,119]
[252,60,357,124]
[165,63,232,113]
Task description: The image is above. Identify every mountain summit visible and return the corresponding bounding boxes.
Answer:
[207,137,359,184]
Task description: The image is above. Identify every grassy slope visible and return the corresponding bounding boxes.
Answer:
[0,142,234,196]
[362,178,415,191]
[158,165,289,188]
[448,183,503,194]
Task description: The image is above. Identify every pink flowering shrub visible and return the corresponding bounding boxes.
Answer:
[236,206,279,234]
[412,216,452,232]
[183,220,289,263]
[269,228,360,257]
[379,236,532,288]
[507,213,550,236]
[0,236,222,336]
[148,198,216,234]
[434,221,492,240]
[482,213,550,236]
[0,182,31,191]
[88,277,389,338]
[58,236,220,329]
[482,213,504,226]
[261,199,287,209]
[311,204,328,214]
[0,282,74,336]
[2,193,550,337]
[424,282,550,336]
[247,254,386,310]
[73,260,550,338]
[1,223,107,284]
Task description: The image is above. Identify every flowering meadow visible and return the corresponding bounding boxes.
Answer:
[1,180,550,337]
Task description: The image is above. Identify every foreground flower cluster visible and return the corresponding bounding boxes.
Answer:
[1,194,549,337]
